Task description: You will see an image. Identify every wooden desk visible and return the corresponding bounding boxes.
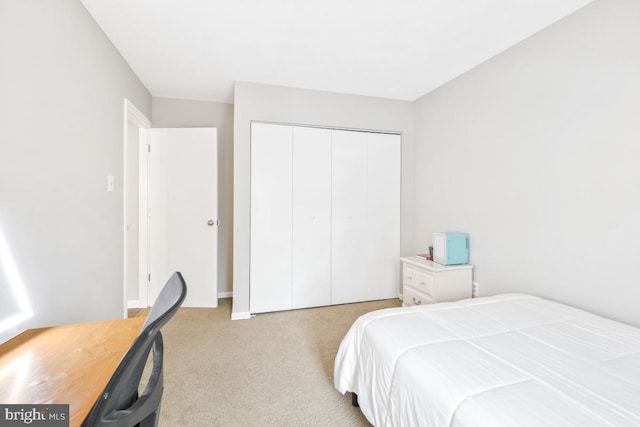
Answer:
[0,317,145,427]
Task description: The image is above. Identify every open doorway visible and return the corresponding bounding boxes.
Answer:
[123,99,151,317]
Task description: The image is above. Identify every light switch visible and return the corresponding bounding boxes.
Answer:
[107,175,114,192]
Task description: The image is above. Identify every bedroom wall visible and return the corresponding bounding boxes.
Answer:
[412,0,640,325]
[0,0,151,343]
[233,81,414,318]
[152,97,234,297]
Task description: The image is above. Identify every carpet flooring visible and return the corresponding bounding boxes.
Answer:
[157,297,401,426]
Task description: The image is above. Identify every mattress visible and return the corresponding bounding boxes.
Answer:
[334,294,640,426]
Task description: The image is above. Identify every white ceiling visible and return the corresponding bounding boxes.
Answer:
[80,0,594,104]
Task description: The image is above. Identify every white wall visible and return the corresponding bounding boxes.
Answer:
[0,0,151,343]
[233,81,414,317]
[412,0,640,325]
[152,97,234,296]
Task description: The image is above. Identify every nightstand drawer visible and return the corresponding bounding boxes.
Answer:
[403,266,434,297]
[400,257,474,305]
[403,286,433,307]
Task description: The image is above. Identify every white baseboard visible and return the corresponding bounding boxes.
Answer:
[231,311,251,320]
[134,294,233,310]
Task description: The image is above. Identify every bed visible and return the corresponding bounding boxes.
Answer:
[334,294,640,426]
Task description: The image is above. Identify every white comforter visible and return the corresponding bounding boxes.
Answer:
[334,294,640,426]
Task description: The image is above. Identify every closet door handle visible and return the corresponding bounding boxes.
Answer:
[412,297,422,305]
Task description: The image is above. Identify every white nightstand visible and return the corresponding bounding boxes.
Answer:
[400,256,473,307]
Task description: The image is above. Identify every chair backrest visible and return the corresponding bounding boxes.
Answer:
[143,272,187,330]
[82,272,187,427]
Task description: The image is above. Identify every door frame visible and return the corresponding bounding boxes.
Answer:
[123,99,151,316]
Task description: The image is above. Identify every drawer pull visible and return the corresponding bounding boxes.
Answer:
[412,297,422,305]
[408,276,413,280]
[420,281,425,286]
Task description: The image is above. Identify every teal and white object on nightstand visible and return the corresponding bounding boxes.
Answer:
[432,232,469,265]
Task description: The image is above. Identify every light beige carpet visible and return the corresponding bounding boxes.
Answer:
[158,298,401,426]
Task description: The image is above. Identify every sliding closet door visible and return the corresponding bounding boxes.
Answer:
[366,133,401,299]
[331,130,368,304]
[292,127,331,308]
[331,130,401,304]
[251,123,401,312]
[250,123,293,313]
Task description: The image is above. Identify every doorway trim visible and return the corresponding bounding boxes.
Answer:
[123,99,151,317]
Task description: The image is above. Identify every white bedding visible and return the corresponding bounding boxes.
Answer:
[334,294,640,426]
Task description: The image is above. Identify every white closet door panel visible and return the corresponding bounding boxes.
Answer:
[250,123,293,313]
[292,126,331,308]
[331,130,368,305]
[366,133,401,299]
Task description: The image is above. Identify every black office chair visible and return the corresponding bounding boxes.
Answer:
[82,272,187,427]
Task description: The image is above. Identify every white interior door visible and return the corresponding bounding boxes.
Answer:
[366,132,401,299]
[331,130,368,304]
[292,126,331,308]
[331,130,401,304]
[125,121,141,305]
[148,128,218,308]
[250,123,293,313]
